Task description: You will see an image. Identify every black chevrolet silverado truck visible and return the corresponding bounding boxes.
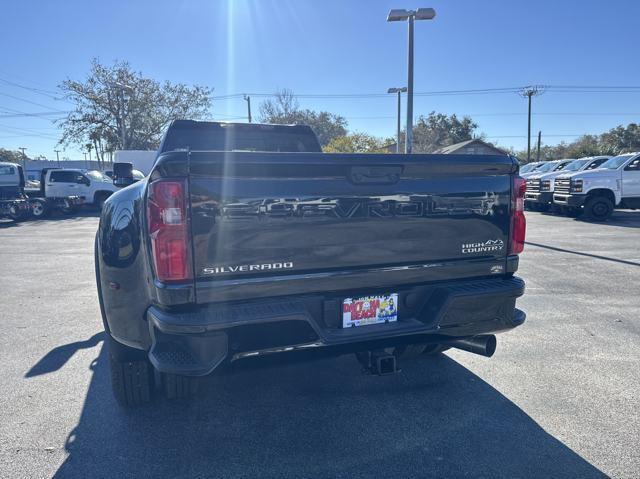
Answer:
[96,120,527,406]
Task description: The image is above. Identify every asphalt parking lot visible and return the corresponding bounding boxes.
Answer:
[1,210,639,478]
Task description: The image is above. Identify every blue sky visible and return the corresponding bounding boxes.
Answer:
[1,0,639,159]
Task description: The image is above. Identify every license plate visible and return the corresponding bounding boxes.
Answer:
[342,294,398,328]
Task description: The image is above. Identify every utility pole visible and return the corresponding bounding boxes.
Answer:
[54,149,61,167]
[18,147,27,170]
[83,152,88,170]
[388,87,407,153]
[243,95,252,123]
[536,131,542,162]
[518,85,544,162]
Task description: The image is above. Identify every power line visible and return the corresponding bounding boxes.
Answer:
[211,85,640,101]
[486,134,584,139]
[0,111,69,119]
[0,133,59,140]
[0,70,61,92]
[0,77,62,99]
[0,123,60,140]
[0,91,68,112]
[211,87,523,100]
[547,85,640,90]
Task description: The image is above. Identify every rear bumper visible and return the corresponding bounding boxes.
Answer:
[524,192,553,205]
[146,276,526,376]
[553,193,586,207]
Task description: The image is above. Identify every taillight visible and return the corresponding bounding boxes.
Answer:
[147,179,192,283]
[509,176,526,255]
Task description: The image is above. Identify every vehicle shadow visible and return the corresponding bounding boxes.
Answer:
[24,332,104,378]
[52,344,606,478]
[0,209,100,229]
[33,209,101,222]
[526,241,640,267]
[582,210,640,228]
[543,209,640,229]
[0,210,100,228]
[0,219,21,229]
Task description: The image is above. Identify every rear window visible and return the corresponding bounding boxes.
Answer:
[50,171,85,183]
[0,165,16,175]
[161,124,322,153]
[86,170,111,182]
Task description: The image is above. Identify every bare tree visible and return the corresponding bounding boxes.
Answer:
[259,88,299,120]
[259,89,347,146]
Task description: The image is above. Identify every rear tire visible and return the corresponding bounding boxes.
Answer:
[162,373,199,400]
[583,196,613,221]
[94,192,111,210]
[108,337,154,407]
[30,199,49,219]
[61,199,78,215]
[8,204,28,222]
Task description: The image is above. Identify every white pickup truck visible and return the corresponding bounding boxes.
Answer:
[553,152,640,220]
[524,159,573,211]
[524,157,611,212]
[27,169,119,214]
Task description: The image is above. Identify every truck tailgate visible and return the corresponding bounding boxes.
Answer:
[187,151,515,303]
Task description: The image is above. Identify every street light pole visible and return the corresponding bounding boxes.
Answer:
[388,8,436,154]
[388,87,407,153]
[406,15,414,154]
[396,89,402,153]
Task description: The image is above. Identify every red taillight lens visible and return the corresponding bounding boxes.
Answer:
[509,176,527,255]
[147,179,192,283]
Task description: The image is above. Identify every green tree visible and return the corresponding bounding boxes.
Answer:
[324,132,389,153]
[516,123,640,162]
[58,59,212,163]
[563,135,605,158]
[600,123,640,154]
[259,89,347,146]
